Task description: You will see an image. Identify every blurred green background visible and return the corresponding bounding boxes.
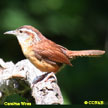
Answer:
[0,0,108,105]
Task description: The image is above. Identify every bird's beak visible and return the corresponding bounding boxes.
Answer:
[4,30,16,35]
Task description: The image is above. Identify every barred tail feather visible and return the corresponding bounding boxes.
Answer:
[66,50,105,58]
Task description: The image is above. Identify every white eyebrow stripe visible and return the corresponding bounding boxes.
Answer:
[20,28,36,34]
[20,28,41,41]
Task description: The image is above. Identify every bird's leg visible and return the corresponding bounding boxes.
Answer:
[42,72,57,83]
[32,72,57,85]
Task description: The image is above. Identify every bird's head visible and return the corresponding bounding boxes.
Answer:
[4,25,46,45]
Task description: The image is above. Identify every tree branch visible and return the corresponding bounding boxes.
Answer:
[0,59,63,104]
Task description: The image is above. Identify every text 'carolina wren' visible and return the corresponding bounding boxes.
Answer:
[4,25,105,73]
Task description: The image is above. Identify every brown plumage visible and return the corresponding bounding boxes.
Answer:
[4,25,105,73]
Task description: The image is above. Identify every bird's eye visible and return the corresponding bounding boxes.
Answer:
[19,30,23,33]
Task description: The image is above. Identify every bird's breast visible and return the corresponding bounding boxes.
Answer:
[18,40,62,73]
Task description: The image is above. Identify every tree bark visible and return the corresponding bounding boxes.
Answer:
[0,59,63,104]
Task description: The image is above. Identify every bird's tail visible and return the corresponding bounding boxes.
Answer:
[66,50,105,58]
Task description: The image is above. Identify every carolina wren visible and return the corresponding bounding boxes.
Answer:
[4,25,105,73]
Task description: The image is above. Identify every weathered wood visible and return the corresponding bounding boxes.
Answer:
[0,59,63,104]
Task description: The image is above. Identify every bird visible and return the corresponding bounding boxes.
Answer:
[4,25,105,73]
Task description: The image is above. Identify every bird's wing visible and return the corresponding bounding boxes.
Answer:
[33,40,71,65]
